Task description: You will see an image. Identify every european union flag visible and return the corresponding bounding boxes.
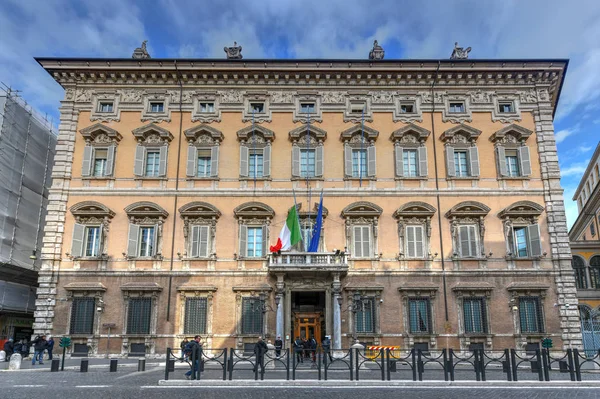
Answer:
[308,192,323,252]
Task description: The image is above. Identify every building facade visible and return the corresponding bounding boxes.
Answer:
[33,54,581,357]
[0,89,56,346]
[569,141,600,353]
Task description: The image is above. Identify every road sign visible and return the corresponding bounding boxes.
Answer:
[59,336,72,348]
[541,337,553,349]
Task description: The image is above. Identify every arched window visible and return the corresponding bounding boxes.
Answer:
[590,256,600,289]
[572,256,588,289]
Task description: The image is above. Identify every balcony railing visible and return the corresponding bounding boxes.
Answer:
[269,252,348,267]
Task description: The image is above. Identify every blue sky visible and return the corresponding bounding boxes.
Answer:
[1,0,599,228]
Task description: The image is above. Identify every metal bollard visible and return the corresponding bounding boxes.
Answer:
[51,359,60,372]
[138,358,146,372]
[80,359,89,372]
[110,359,118,372]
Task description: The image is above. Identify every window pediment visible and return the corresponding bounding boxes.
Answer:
[445,201,490,218]
[498,201,544,219]
[341,201,382,218]
[70,201,115,219]
[289,124,327,144]
[393,202,436,219]
[236,125,275,143]
[440,124,481,144]
[490,124,533,144]
[340,124,379,143]
[132,123,174,144]
[179,201,221,219]
[390,124,430,144]
[234,202,275,219]
[80,123,123,144]
[184,125,224,145]
[125,201,169,219]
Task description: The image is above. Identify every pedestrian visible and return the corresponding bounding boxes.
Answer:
[31,335,48,365]
[180,338,189,362]
[20,340,29,358]
[46,336,54,360]
[308,335,317,364]
[274,335,283,357]
[253,336,268,374]
[3,338,14,361]
[293,336,303,363]
[184,335,202,380]
[322,335,333,362]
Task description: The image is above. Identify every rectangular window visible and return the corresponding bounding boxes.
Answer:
[350,103,366,114]
[145,151,160,177]
[454,151,469,177]
[463,297,487,334]
[249,151,264,178]
[300,149,316,177]
[519,297,544,333]
[458,225,478,258]
[139,226,155,257]
[591,221,597,237]
[250,102,264,113]
[199,102,214,113]
[247,226,263,257]
[406,225,424,258]
[355,298,374,333]
[184,297,207,335]
[505,149,520,177]
[449,102,465,113]
[196,149,212,177]
[150,102,164,113]
[300,103,315,114]
[241,297,264,334]
[84,226,101,257]
[70,297,95,334]
[127,297,152,334]
[353,225,371,258]
[93,148,108,177]
[98,102,113,113]
[408,298,431,333]
[499,102,514,113]
[400,102,415,113]
[513,227,528,257]
[352,149,367,178]
[403,149,418,177]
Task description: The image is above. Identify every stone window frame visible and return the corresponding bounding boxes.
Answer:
[393,94,423,123]
[393,202,436,260]
[491,93,522,123]
[341,201,383,260]
[234,202,275,260]
[507,283,548,341]
[344,93,373,123]
[68,201,115,261]
[499,201,545,260]
[184,124,224,180]
[120,282,162,356]
[398,286,439,348]
[293,92,323,123]
[451,283,493,348]
[179,201,221,260]
[296,202,329,252]
[124,202,169,260]
[344,286,384,342]
[490,124,533,180]
[242,92,272,123]
[141,91,171,123]
[90,91,121,122]
[232,286,273,344]
[442,94,472,124]
[237,125,276,180]
[80,123,123,179]
[177,285,217,345]
[390,124,431,180]
[64,283,107,355]
[340,124,379,180]
[446,201,491,260]
[192,92,221,123]
[132,123,174,179]
[289,124,327,180]
[440,124,482,180]
[572,255,588,290]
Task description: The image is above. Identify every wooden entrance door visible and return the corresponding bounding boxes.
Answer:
[293,312,322,341]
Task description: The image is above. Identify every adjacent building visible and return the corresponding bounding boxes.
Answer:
[32,46,581,357]
[0,89,56,346]
[569,141,600,353]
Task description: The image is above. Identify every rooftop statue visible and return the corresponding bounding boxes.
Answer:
[450,42,471,60]
[369,40,385,60]
[132,40,151,59]
[224,42,243,59]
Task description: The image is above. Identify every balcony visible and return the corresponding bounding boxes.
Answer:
[268,252,348,276]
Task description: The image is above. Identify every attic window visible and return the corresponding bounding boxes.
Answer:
[98,102,113,113]
[350,103,366,114]
[250,102,264,113]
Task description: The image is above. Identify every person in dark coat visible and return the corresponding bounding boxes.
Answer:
[274,335,283,357]
[322,335,333,362]
[253,337,268,374]
[3,339,14,361]
[31,335,48,365]
[180,338,189,362]
[184,336,203,379]
[293,336,304,363]
[46,336,55,360]
[308,336,317,363]
[20,340,29,358]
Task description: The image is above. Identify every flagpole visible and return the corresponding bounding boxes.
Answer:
[360,106,365,188]
[292,188,302,250]
[305,111,312,249]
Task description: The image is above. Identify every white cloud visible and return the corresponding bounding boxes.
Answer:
[555,129,577,144]
[560,161,590,177]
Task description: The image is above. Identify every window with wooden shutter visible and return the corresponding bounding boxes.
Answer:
[458,225,478,258]
[367,145,376,177]
[238,225,248,258]
[344,144,353,177]
[82,145,93,177]
[418,146,428,177]
[84,226,102,257]
[71,223,86,258]
[468,146,480,177]
[134,145,146,176]
[127,224,140,258]
[239,145,249,177]
[241,297,263,334]
[186,146,197,177]
[292,145,301,178]
[519,146,532,176]
[70,297,95,334]
[526,224,542,257]
[158,145,168,176]
[406,225,424,258]
[210,146,219,177]
[262,145,271,177]
[105,145,115,176]
[395,146,404,177]
[353,225,371,258]
[446,146,456,177]
[127,297,152,334]
[496,146,508,176]
[315,146,324,177]
[184,297,207,335]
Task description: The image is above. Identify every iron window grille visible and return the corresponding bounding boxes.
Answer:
[241,297,264,334]
[355,298,375,333]
[408,297,432,334]
[463,297,488,334]
[518,296,544,334]
[70,297,95,334]
[127,297,152,334]
[184,297,207,335]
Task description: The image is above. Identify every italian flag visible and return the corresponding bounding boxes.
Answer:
[270,205,302,252]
